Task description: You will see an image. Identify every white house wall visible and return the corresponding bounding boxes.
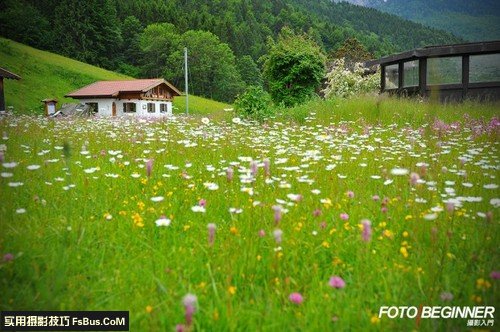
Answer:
[77,98,173,117]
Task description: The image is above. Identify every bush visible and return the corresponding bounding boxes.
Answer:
[234,86,274,121]
[322,58,379,99]
[262,28,326,107]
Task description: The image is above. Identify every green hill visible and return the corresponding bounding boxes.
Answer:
[0,37,229,115]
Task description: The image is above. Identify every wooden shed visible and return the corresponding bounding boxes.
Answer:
[0,67,21,111]
[365,41,500,102]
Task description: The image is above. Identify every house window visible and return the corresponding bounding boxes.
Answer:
[403,60,419,87]
[147,103,155,113]
[469,53,500,83]
[384,64,399,89]
[123,102,136,113]
[427,56,462,85]
[86,102,98,114]
[160,103,169,113]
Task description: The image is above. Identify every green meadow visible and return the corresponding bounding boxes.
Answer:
[0,98,498,330]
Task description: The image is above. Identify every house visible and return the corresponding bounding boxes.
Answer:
[65,79,181,116]
[365,41,500,102]
[0,67,21,111]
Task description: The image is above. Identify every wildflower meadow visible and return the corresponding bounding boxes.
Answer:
[0,102,499,331]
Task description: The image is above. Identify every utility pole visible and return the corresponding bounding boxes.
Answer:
[184,47,189,115]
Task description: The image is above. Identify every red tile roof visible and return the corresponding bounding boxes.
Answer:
[65,79,181,98]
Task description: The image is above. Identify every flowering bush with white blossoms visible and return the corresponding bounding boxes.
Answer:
[322,58,379,99]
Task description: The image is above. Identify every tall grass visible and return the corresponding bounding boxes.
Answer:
[278,95,500,125]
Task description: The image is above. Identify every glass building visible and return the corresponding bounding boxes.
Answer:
[365,41,500,102]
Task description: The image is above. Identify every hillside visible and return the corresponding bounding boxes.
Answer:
[1,0,461,69]
[336,0,500,41]
[0,38,229,115]
[0,0,464,104]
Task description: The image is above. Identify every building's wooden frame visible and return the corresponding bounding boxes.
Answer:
[366,41,500,102]
[0,67,21,111]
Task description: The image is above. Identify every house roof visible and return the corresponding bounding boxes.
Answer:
[365,40,500,67]
[0,67,21,80]
[65,79,182,98]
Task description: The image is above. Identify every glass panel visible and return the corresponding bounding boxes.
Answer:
[147,103,155,113]
[427,57,462,85]
[469,53,500,83]
[123,103,136,113]
[384,64,399,89]
[403,60,419,87]
[86,103,98,114]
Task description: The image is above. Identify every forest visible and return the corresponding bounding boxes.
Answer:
[0,0,462,102]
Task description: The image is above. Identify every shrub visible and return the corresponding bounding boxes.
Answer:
[322,58,379,99]
[234,86,274,121]
[262,27,326,107]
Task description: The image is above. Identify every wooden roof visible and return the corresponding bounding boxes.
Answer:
[366,40,500,67]
[65,79,182,98]
[0,67,21,80]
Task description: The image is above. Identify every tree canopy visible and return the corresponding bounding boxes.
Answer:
[140,25,243,102]
[262,28,326,106]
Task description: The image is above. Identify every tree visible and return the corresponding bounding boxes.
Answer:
[121,16,143,66]
[52,0,122,70]
[179,30,244,102]
[329,37,373,70]
[236,55,263,87]
[262,27,326,107]
[140,23,180,78]
[0,0,53,50]
[234,86,273,121]
[140,26,244,102]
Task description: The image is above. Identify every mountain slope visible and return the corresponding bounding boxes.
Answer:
[336,0,500,41]
[0,38,229,114]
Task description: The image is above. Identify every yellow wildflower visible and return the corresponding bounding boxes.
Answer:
[228,286,237,295]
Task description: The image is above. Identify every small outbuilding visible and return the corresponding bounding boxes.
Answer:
[42,98,58,116]
[65,79,181,116]
[0,67,21,111]
[365,41,500,102]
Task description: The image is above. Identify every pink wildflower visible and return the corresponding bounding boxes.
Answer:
[273,229,283,244]
[263,158,271,177]
[226,166,234,182]
[340,213,349,221]
[182,294,197,326]
[272,205,282,225]
[410,172,420,186]
[146,159,153,178]
[250,161,258,177]
[207,223,216,246]
[289,292,304,304]
[440,291,453,301]
[329,276,346,289]
[361,219,372,242]
[3,253,14,262]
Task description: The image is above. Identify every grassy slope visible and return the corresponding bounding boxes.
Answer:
[0,37,230,115]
